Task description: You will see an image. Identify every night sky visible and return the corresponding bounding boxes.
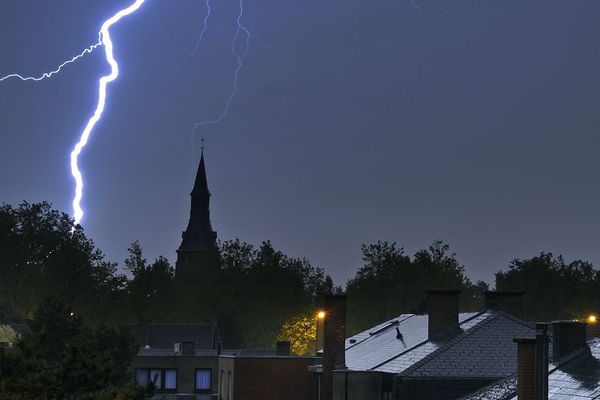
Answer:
[2,1,600,286]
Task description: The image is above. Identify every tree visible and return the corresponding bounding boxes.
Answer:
[125,242,175,322]
[177,239,333,349]
[278,313,317,356]
[495,252,600,321]
[0,298,149,399]
[346,240,480,334]
[0,202,126,324]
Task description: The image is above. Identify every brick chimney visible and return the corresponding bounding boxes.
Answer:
[276,340,291,356]
[514,324,549,400]
[552,320,587,363]
[181,341,195,356]
[322,294,347,400]
[484,291,525,319]
[514,338,537,400]
[427,289,460,340]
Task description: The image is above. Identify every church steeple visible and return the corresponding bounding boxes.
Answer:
[176,148,218,272]
[191,149,210,197]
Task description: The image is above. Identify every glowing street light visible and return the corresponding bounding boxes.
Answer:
[588,314,597,324]
[317,311,326,319]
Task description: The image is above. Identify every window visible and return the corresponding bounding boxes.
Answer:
[136,369,148,387]
[136,369,177,391]
[195,369,212,390]
[150,369,162,388]
[164,369,177,390]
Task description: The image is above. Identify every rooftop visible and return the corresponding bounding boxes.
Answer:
[341,310,536,378]
[463,338,600,400]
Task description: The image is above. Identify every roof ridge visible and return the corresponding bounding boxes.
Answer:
[488,309,535,330]
[398,312,503,377]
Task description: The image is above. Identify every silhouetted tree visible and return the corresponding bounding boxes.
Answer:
[346,240,481,334]
[125,242,175,322]
[0,202,126,324]
[0,298,148,399]
[496,252,600,321]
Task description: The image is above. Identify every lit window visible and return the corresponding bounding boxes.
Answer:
[196,369,211,390]
[136,369,148,387]
[164,369,177,390]
[150,369,162,388]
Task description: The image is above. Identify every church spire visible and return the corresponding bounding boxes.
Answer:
[176,145,218,272]
[191,148,210,197]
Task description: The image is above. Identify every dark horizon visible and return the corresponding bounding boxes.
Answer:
[2,0,600,286]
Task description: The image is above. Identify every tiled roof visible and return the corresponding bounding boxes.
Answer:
[463,339,600,400]
[8,323,30,336]
[399,312,535,378]
[345,311,535,378]
[344,312,481,372]
[131,323,218,350]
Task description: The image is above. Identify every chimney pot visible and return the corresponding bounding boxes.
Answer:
[427,289,460,340]
[181,341,195,356]
[276,340,291,356]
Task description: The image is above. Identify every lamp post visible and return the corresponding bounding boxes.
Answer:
[316,311,325,356]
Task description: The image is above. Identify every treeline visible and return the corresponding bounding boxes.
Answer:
[0,202,333,349]
[3,201,600,349]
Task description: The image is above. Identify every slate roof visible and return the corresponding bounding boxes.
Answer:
[7,323,30,336]
[463,339,600,400]
[131,323,219,350]
[344,311,536,379]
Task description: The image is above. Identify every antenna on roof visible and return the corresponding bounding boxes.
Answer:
[396,327,406,348]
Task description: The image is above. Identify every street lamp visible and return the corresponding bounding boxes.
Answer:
[316,310,326,355]
[588,314,597,324]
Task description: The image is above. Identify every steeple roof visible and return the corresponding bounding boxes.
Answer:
[191,150,210,197]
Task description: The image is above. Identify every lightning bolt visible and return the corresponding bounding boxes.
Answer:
[1,0,147,226]
[0,40,101,82]
[173,0,212,82]
[189,0,252,148]
[70,0,147,225]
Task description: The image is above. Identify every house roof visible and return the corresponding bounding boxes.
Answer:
[463,339,600,400]
[344,311,536,379]
[131,323,219,350]
[7,323,30,336]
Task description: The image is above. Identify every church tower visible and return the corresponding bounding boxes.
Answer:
[176,149,218,273]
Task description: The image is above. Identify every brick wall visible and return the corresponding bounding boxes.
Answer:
[229,357,318,400]
[323,295,347,400]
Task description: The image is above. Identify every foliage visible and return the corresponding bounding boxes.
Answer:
[125,242,174,322]
[0,326,16,344]
[0,202,126,324]
[496,252,600,321]
[278,313,317,356]
[201,239,331,348]
[346,240,483,334]
[0,298,148,400]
